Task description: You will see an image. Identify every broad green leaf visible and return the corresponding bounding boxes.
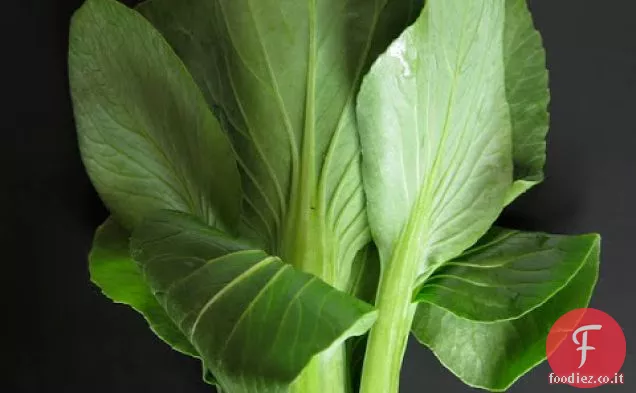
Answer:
[89,217,198,357]
[412,235,599,391]
[357,0,513,276]
[356,2,513,392]
[415,228,599,322]
[137,0,422,288]
[504,0,550,204]
[131,210,378,392]
[69,0,241,231]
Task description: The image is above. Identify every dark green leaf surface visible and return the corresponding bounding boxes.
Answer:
[131,211,378,392]
[503,0,550,203]
[69,0,241,231]
[137,0,421,288]
[412,234,599,391]
[357,0,513,275]
[89,217,198,357]
[416,228,599,321]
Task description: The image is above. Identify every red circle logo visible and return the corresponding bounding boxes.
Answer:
[546,308,626,388]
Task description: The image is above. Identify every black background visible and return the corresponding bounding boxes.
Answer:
[3,0,635,392]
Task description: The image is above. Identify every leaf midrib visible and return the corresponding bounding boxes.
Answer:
[189,255,278,339]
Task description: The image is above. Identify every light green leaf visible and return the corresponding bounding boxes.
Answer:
[356,2,513,391]
[357,0,513,275]
[69,0,241,231]
[416,228,599,322]
[412,235,599,391]
[137,0,421,288]
[131,210,378,392]
[89,217,198,357]
[503,0,550,204]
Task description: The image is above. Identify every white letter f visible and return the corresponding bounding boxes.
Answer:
[572,324,602,368]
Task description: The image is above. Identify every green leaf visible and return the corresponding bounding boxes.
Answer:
[69,0,241,231]
[503,0,550,204]
[356,2,513,392]
[137,0,422,288]
[357,0,513,275]
[131,210,378,392]
[412,234,600,391]
[415,228,599,322]
[89,217,198,357]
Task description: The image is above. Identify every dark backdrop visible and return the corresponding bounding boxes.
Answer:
[3,1,634,392]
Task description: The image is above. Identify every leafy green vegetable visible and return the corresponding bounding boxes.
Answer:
[71,1,379,391]
[412,234,599,391]
[131,210,378,393]
[68,0,601,392]
[69,0,241,231]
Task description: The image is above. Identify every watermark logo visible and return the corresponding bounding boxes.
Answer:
[546,308,626,388]
[573,324,602,368]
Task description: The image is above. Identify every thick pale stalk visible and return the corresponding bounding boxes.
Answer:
[358,255,418,393]
[282,211,347,393]
[359,211,425,393]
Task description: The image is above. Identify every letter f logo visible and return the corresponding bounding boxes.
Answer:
[572,324,602,368]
